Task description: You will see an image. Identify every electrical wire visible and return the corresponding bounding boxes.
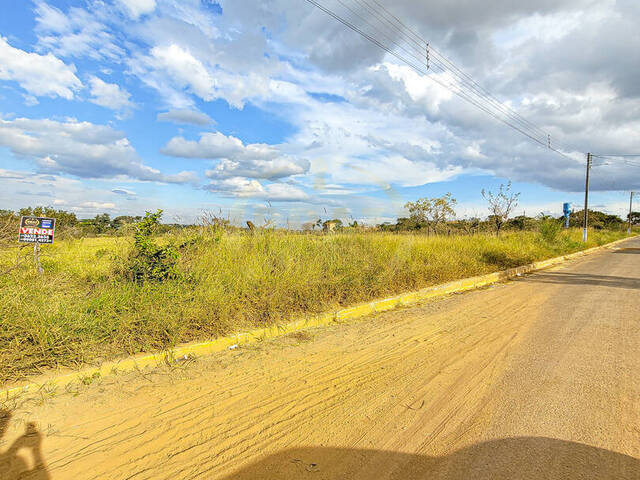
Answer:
[353,0,556,145]
[593,154,640,157]
[305,0,580,161]
[592,155,640,168]
[333,0,553,146]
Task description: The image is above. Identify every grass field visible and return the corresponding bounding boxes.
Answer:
[0,228,629,383]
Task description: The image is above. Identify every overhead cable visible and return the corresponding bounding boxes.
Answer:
[305,0,579,161]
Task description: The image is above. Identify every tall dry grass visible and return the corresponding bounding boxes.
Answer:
[0,228,628,383]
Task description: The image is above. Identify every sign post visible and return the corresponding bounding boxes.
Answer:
[18,216,56,274]
[563,203,572,229]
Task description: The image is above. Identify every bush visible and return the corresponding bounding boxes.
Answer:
[125,210,180,283]
[539,218,563,243]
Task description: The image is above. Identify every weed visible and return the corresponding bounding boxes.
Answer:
[0,228,628,383]
[539,218,563,243]
[80,372,101,386]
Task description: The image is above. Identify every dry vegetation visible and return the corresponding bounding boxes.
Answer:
[0,226,630,383]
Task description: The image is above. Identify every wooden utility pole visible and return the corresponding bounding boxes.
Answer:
[582,153,592,242]
[629,191,635,235]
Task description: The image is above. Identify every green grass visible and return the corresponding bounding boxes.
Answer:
[0,228,628,383]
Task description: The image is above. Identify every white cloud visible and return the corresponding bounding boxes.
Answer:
[0,169,124,215]
[117,0,157,20]
[206,157,309,180]
[157,109,213,125]
[0,36,81,99]
[379,63,454,115]
[0,117,194,183]
[34,1,70,32]
[163,132,263,159]
[205,177,310,202]
[78,201,117,209]
[162,132,310,179]
[135,44,215,103]
[127,38,290,109]
[2,0,639,223]
[88,76,134,112]
[34,1,124,61]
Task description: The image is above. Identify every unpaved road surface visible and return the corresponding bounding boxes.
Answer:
[2,239,639,479]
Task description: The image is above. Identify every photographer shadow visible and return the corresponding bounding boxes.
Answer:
[220,437,640,480]
[0,410,50,480]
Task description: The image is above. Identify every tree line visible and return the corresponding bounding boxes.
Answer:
[0,193,638,242]
[378,183,636,235]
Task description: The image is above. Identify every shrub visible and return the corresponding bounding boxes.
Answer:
[539,218,563,243]
[126,210,180,283]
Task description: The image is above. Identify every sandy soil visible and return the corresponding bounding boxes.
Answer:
[1,238,639,479]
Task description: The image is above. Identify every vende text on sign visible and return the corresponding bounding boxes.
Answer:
[19,216,56,244]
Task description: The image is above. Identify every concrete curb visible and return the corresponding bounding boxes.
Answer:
[2,236,634,400]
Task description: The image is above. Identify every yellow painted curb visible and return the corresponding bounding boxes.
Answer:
[2,236,634,400]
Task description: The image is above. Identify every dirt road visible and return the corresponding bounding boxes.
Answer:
[2,239,639,479]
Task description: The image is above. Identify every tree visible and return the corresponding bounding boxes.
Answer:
[17,206,78,228]
[568,209,624,230]
[93,213,112,234]
[111,215,143,230]
[126,210,179,283]
[507,215,535,231]
[460,217,480,235]
[404,193,457,234]
[481,182,520,236]
[322,219,342,232]
[627,211,640,226]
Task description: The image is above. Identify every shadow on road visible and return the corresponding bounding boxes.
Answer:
[528,272,640,290]
[0,410,50,480]
[220,438,640,479]
[614,248,640,255]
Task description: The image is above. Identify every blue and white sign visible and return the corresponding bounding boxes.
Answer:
[563,203,572,228]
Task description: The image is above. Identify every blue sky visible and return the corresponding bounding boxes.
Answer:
[1,0,638,225]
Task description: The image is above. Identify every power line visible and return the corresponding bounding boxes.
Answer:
[592,155,640,168]
[357,0,557,145]
[593,154,640,157]
[334,0,554,147]
[304,0,579,161]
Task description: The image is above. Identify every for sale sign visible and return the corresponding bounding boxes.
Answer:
[19,217,56,244]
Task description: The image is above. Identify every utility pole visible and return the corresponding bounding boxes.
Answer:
[582,152,591,242]
[629,191,635,235]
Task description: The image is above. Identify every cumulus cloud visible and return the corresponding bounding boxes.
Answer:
[0,36,81,99]
[157,109,213,125]
[204,177,310,202]
[163,132,267,159]
[205,158,310,180]
[128,41,279,109]
[3,0,640,221]
[88,76,134,112]
[0,117,194,183]
[162,132,310,179]
[128,44,215,107]
[214,0,639,194]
